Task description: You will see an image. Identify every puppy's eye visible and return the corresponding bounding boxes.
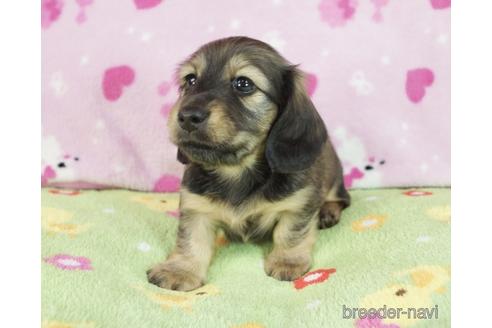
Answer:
[232,76,255,94]
[184,74,197,87]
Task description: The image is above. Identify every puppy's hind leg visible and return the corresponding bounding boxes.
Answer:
[318,183,350,229]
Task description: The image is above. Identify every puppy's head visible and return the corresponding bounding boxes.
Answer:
[169,36,327,173]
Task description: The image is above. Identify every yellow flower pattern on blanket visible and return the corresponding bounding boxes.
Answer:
[131,193,180,217]
[426,205,451,223]
[351,214,386,232]
[42,207,90,237]
[231,323,265,328]
[360,265,450,327]
[134,284,220,312]
[42,321,95,328]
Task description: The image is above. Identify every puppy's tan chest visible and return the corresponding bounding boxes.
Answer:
[181,187,314,240]
[223,203,281,241]
[186,195,277,238]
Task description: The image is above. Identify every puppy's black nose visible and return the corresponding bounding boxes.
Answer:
[177,108,209,132]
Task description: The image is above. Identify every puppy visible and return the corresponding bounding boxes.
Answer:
[147,36,350,291]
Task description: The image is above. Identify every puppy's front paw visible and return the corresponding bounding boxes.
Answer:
[264,255,310,281]
[147,261,203,291]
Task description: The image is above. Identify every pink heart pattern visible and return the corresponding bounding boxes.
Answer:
[344,167,364,188]
[134,0,163,10]
[153,174,181,192]
[429,0,451,10]
[305,73,318,97]
[319,0,358,28]
[41,0,64,29]
[102,66,135,101]
[41,165,57,186]
[157,81,172,96]
[405,68,434,103]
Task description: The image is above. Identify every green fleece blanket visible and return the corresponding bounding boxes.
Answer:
[41,188,450,328]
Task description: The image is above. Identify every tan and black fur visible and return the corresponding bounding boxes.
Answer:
[147,36,350,291]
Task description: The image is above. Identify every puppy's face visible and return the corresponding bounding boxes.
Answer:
[169,38,283,166]
[169,37,327,173]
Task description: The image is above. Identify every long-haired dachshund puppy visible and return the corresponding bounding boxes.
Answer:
[147,36,350,291]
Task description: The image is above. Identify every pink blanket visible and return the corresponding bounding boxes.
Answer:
[42,0,450,191]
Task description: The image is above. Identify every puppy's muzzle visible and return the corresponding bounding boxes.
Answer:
[178,107,210,132]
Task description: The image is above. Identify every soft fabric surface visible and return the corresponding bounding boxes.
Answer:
[42,188,450,327]
[42,0,450,190]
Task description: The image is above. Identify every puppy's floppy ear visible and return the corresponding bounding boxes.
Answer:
[177,148,190,164]
[266,67,327,173]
